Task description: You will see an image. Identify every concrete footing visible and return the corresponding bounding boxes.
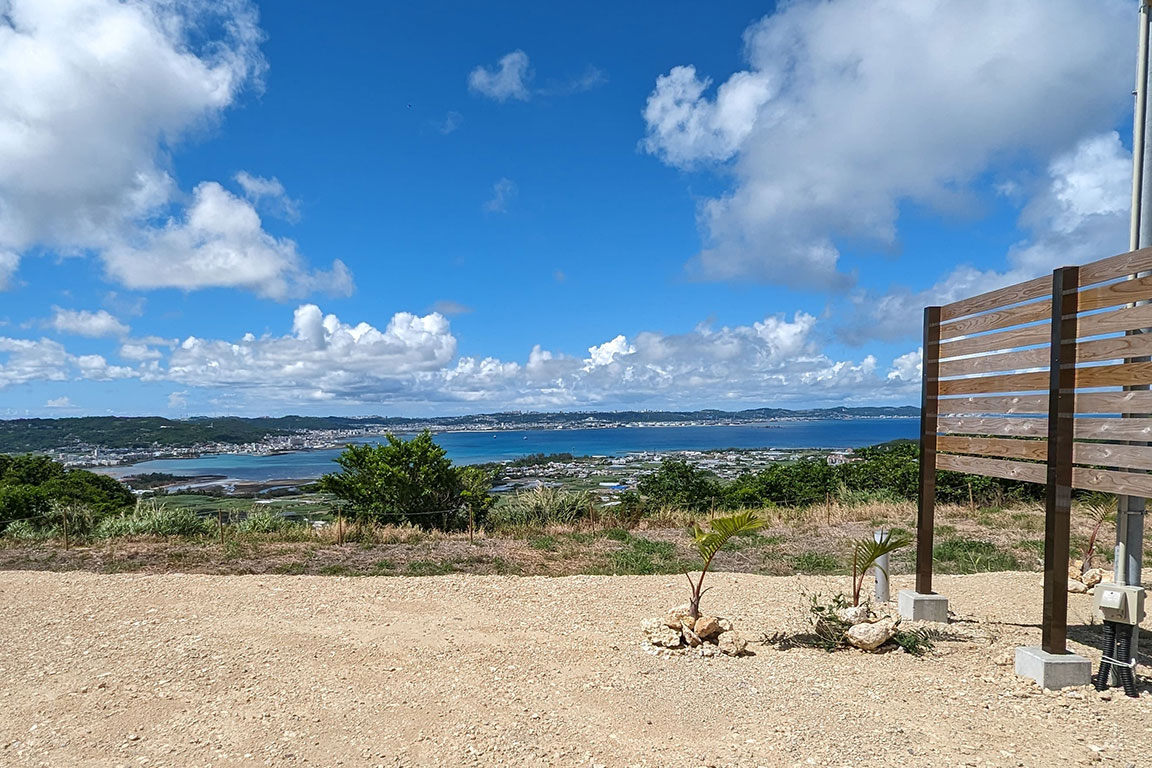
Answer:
[1015,646,1092,690]
[897,590,949,623]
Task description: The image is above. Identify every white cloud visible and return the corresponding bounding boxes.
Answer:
[50,307,130,338]
[44,396,73,409]
[102,181,353,299]
[483,178,518,214]
[642,0,1130,289]
[437,110,463,135]
[164,305,457,393]
[842,131,1131,342]
[469,51,532,102]
[0,251,19,290]
[234,171,300,221]
[0,335,134,389]
[151,305,917,409]
[167,391,188,410]
[0,0,347,298]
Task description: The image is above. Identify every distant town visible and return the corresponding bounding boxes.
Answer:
[0,406,919,468]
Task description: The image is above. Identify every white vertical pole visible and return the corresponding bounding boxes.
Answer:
[874,529,890,603]
[1117,0,1152,679]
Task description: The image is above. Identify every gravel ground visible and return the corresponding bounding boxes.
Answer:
[1,569,1151,768]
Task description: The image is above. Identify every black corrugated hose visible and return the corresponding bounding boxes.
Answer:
[1095,620,1139,698]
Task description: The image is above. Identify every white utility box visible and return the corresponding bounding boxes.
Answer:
[1092,583,1145,626]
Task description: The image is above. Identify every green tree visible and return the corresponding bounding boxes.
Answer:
[458,465,496,535]
[318,432,464,529]
[638,459,720,511]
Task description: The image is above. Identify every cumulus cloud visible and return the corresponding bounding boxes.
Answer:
[642,0,1130,290]
[0,0,347,298]
[234,171,300,221]
[102,181,353,299]
[469,51,532,102]
[483,178,518,214]
[149,305,916,409]
[0,336,133,389]
[50,307,130,338]
[44,396,74,409]
[842,131,1131,342]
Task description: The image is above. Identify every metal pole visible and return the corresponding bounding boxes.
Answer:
[874,530,890,603]
[1115,0,1152,676]
[1119,0,1152,586]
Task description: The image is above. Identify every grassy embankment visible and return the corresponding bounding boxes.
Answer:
[0,492,1103,579]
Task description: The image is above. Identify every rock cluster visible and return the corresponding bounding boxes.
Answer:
[834,604,899,652]
[1067,560,1106,594]
[641,605,749,657]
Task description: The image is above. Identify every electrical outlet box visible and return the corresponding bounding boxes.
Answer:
[1092,583,1145,625]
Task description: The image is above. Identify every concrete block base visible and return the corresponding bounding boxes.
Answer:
[897,590,949,623]
[1015,646,1092,690]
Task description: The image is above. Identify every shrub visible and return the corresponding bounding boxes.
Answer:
[233,509,299,535]
[2,519,44,542]
[487,486,590,530]
[792,551,839,574]
[638,459,721,511]
[95,505,211,538]
[933,538,1018,573]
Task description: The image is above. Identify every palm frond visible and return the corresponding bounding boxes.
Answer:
[691,511,765,561]
[852,530,913,578]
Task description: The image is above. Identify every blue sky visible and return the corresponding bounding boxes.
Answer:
[0,0,1140,417]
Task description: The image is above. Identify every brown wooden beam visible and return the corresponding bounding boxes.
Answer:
[1042,266,1078,655]
[916,306,941,594]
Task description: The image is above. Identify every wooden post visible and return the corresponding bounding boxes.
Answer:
[218,509,225,550]
[337,514,345,547]
[915,306,942,594]
[1042,266,1079,655]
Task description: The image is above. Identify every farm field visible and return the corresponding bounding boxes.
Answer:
[1,569,1150,768]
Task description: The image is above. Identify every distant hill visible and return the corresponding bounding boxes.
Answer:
[0,407,919,452]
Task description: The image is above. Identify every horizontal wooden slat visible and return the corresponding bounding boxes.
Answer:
[1071,467,1152,497]
[940,416,1152,440]
[1076,303,1152,338]
[936,323,1050,360]
[1074,391,1152,414]
[937,395,1048,415]
[1072,417,1152,441]
[936,453,1046,483]
[1077,246,1152,288]
[1071,361,1152,389]
[937,370,1049,396]
[937,434,1046,461]
[939,275,1051,323]
[938,416,1047,437]
[1077,274,1152,312]
[938,299,1050,340]
[1073,442,1152,472]
[1074,333,1152,364]
[938,347,1049,378]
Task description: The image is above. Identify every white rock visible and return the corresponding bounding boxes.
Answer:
[846,618,896,651]
[641,618,683,648]
[699,644,722,658]
[1082,568,1106,588]
[718,631,748,656]
[717,617,733,633]
[694,615,721,639]
[1067,579,1089,594]
[836,605,871,626]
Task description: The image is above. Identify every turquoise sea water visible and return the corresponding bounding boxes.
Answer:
[99,419,918,483]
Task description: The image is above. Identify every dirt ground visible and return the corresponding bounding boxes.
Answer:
[2,570,1151,768]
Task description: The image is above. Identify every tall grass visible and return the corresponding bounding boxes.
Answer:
[488,486,591,531]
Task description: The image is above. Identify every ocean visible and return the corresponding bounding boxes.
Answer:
[98,419,918,483]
